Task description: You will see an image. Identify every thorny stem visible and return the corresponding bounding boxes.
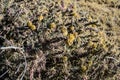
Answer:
[16,49,27,80]
[106,57,119,63]
[0,46,23,50]
[0,46,27,80]
[0,70,9,78]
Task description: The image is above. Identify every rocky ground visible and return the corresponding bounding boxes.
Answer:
[0,0,120,80]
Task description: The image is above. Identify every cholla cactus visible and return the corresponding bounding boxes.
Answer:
[0,0,119,80]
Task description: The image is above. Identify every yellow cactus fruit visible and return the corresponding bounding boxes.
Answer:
[50,22,56,29]
[88,41,93,47]
[70,26,75,31]
[63,30,68,36]
[72,12,80,18]
[63,56,68,62]
[81,65,87,72]
[67,33,75,46]
[61,26,68,36]
[27,21,36,30]
[30,25,36,30]
[27,21,33,27]
[38,15,44,21]
[88,61,93,67]
[69,34,75,41]
[88,41,97,49]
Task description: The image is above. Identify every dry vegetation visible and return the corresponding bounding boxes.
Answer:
[0,0,120,80]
